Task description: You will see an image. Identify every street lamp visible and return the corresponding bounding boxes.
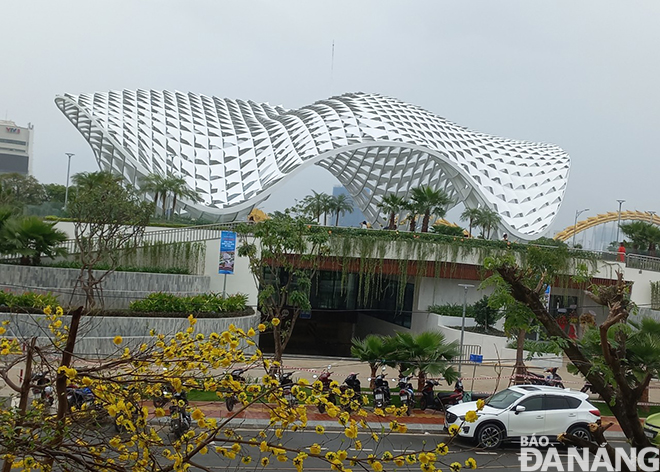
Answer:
[572,208,589,248]
[63,153,74,210]
[615,200,625,246]
[457,283,475,375]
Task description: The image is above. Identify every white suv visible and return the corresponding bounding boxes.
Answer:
[445,385,601,448]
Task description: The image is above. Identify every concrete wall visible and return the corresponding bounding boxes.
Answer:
[0,311,260,357]
[0,264,210,309]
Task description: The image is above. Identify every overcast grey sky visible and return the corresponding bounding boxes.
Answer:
[1,0,658,234]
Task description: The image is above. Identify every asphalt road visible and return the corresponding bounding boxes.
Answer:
[185,429,634,472]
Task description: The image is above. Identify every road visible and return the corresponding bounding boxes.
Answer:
[184,429,634,472]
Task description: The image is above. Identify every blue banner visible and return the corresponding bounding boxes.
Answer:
[218,231,236,275]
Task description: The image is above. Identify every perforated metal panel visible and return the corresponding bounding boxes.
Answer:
[55,91,570,238]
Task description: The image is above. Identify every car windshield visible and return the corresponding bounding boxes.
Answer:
[485,389,524,409]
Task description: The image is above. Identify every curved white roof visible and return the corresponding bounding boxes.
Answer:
[55,90,570,238]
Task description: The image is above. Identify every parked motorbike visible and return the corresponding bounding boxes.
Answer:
[544,367,565,388]
[225,368,248,412]
[66,385,97,412]
[338,373,361,410]
[169,391,191,438]
[370,368,391,409]
[152,382,173,408]
[580,382,593,394]
[278,372,296,406]
[314,366,336,413]
[31,373,54,406]
[397,375,415,415]
[420,379,464,412]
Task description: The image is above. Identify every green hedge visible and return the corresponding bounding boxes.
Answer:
[428,303,475,318]
[129,292,249,314]
[44,260,191,275]
[0,290,59,309]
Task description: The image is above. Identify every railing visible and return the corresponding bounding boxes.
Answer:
[459,344,482,361]
[627,253,660,272]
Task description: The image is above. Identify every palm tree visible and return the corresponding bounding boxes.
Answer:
[72,171,121,190]
[329,194,354,226]
[163,175,201,219]
[378,194,406,230]
[301,191,332,224]
[390,331,460,391]
[402,200,423,232]
[140,173,169,216]
[460,207,482,238]
[476,208,502,239]
[410,186,453,233]
[351,335,395,389]
[620,221,660,254]
[1,216,68,265]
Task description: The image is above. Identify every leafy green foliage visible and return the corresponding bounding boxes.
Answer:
[0,290,59,309]
[620,221,660,254]
[129,292,248,314]
[472,295,503,329]
[428,303,474,318]
[68,171,153,309]
[430,224,465,236]
[1,216,68,265]
[237,213,329,361]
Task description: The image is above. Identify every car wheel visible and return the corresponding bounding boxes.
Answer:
[568,425,591,442]
[477,423,504,449]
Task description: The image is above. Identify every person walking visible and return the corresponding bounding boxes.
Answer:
[617,242,626,262]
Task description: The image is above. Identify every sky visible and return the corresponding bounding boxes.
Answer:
[1,0,659,235]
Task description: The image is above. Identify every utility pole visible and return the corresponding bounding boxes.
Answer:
[615,199,625,245]
[64,153,74,210]
[457,283,474,375]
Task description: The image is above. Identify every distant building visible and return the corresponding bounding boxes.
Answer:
[0,120,33,175]
[333,186,366,227]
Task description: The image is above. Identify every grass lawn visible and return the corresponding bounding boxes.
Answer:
[592,401,660,419]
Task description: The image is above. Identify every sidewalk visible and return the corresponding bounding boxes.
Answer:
[186,401,630,439]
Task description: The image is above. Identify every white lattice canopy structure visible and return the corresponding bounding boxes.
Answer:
[56,91,570,239]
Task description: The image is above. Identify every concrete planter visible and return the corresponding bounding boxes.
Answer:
[0,311,260,357]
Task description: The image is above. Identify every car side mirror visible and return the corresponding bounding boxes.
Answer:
[515,405,526,414]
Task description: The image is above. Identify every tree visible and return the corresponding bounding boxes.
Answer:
[43,183,67,206]
[390,331,459,390]
[460,207,482,238]
[0,173,46,207]
[0,304,445,472]
[237,214,329,363]
[472,295,503,332]
[139,173,168,216]
[300,191,332,224]
[474,208,501,239]
[0,216,68,266]
[402,199,422,232]
[486,246,660,456]
[350,335,395,389]
[68,171,152,309]
[410,186,452,233]
[328,194,353,226]
[620,221,660,254]
[378,194,406,230]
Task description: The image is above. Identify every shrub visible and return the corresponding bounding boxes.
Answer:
[473,295,503,329]
[129,292,249,314]
[428,303,474,317]
[0,290,59,309]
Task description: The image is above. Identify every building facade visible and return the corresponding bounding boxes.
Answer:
[0,120,32,175]
[56,90,571,240]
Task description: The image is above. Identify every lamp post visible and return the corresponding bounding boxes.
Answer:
[457,283,475,375]
[616,200,625,245]
[63,153,74,210]
[572,208,589,248]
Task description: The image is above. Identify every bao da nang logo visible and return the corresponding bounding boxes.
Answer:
[519,436,659,471]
